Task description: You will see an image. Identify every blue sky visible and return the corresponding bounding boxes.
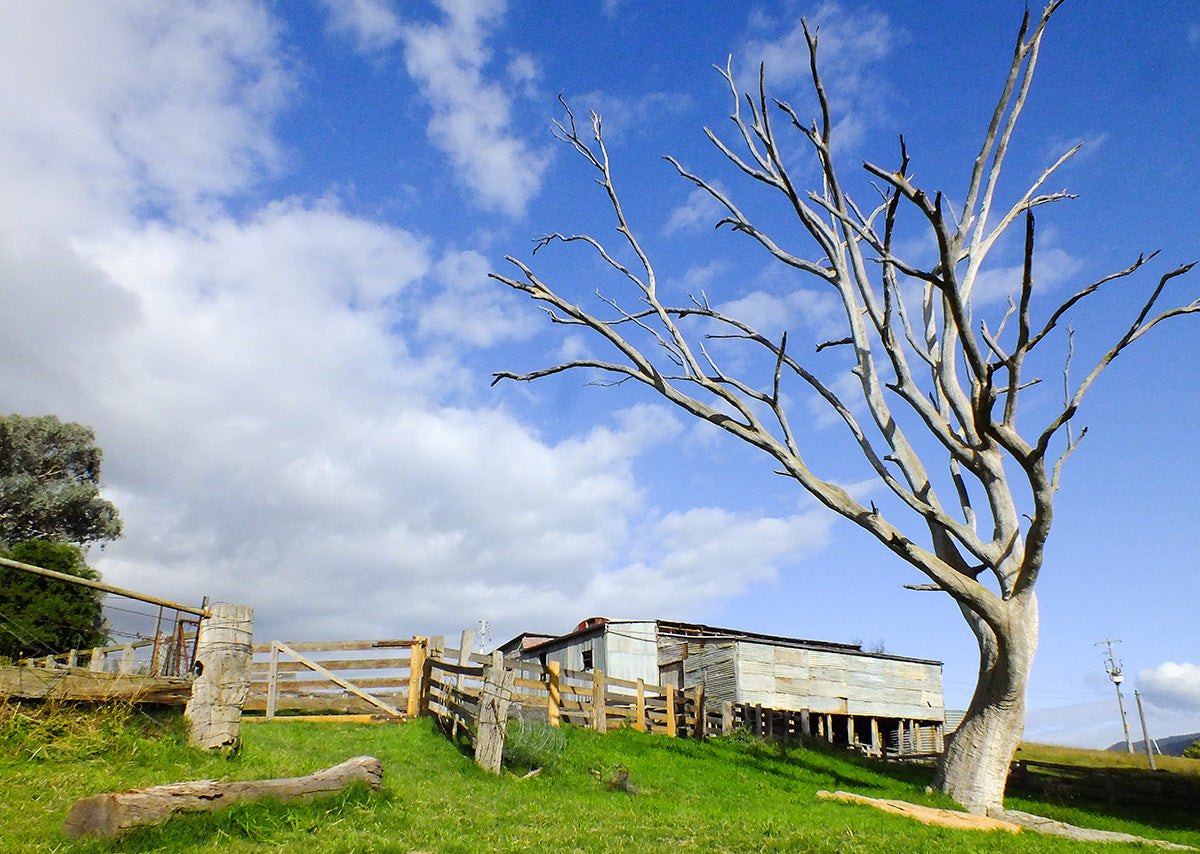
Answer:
[1,1,1198,748]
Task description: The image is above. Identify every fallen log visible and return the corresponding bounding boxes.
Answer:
[63,755,383,839]
[988,808,1196,851]
[816,790,1022,833]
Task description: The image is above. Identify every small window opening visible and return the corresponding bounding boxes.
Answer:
[581,648,594,670]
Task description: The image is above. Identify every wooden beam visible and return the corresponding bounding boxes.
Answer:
[0,556,208,617]
[0,666,192,703]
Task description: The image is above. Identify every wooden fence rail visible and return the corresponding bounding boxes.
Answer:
[248,639,423,719]
[19,631,199,678]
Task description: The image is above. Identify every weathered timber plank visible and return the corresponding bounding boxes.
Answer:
[0,666,192,703]
[251,676,410,692]
[252,640,413,653]
[427,659,486,678]
[252,657,411,674]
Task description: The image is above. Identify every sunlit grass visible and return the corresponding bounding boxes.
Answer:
[2,703,1197,853]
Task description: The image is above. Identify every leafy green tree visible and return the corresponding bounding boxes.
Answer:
[1185,740,1200,760]
[0,540,109,660]
[0,414,123,548]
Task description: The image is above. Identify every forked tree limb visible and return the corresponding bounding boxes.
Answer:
[62,755,384,839]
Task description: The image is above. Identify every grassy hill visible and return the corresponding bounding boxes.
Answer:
[2,703,1198,853]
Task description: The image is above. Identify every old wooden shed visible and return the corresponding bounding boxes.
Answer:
[500,618,945,755]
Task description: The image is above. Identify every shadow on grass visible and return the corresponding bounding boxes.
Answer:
[587,727,937,800]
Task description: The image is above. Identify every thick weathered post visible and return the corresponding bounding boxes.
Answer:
[634,678,646,732]
[547,660,561,727]
[693,684,705,740]
[89,647,105,672]
[666,686,677,738]
[406,637,426,718]
[475,650,513,774]
[591,669,607,733]
[722,701,734,735]
[185,603,253,751]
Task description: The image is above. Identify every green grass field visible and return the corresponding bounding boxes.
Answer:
[2,702,1197,853]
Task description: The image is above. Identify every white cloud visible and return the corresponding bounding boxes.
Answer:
[317,0,403,53]
[579,505,833,618]
[401,0,550,216]
[718,287,843,341]
[0,1,842,653]
[739,3,898,154]
[568,90,693,144]
[0,0,289,232]
[1138,661,1200,712]
[418,249,538,347]
[971,246,1084,305]
[663,188,726,236]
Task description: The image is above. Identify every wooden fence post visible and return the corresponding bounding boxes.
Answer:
[666,687,677,738]
[449,630,475,740]
[722,701,733,735]
[475,650,513,775]
[591,669,607,733]
[634,678,646,732]
[406,637,426,718]
[455,629,475,693]
[89,647,105,673]
[800,708,810,738]
[185,603,253,752]
[693,685,705,740]
[547,661,560,727]
[119,645,135,675]
[266,642,280,720]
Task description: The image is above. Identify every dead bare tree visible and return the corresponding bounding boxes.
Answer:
[491,2,1196,813]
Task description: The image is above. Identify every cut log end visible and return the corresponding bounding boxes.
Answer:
[63,755,384,839]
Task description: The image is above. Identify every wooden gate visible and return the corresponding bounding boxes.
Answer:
[247,638,426,720]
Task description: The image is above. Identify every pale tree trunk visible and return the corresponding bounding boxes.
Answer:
[935,591,1039,813]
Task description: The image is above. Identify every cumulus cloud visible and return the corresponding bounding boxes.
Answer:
[739,2,899,151]
[418,249,538,348]
[577,506,834,619]
[401,0,550,216]
[971,246,1084,306]
[317,0,403,53]
[0,0,289,232]
[663,188,726,236]
[0,1,840,651]
[1138,662,1200,712]
[718,287,843,341]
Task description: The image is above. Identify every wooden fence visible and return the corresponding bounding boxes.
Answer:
[248,639,424,719]
[19,630,198,678]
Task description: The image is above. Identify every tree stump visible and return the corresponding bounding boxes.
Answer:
[63,755,383,839]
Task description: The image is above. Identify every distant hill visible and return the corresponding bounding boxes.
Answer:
[1107,732,1200,757]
